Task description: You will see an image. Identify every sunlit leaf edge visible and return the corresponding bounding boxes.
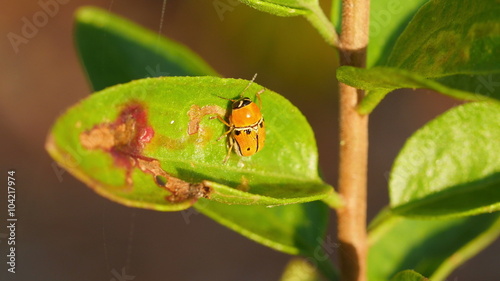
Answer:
[237,0,312,17]
[336,66,500,114]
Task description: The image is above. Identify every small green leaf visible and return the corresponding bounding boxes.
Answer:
[238,0,338,47]
[46,76,338,209]
[337,0,500,114]
[237,0,314,16]
[75,6,217,91]
[196,200,327,254]
[390,270,428,281]
[279,257,324,281]
[196,200,338,280]
[389,102,500,218]
[368,0,428,67]
[368,210,500,281]
[336,66,500,114]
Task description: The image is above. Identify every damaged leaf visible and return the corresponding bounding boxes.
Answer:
[46,76,338,210]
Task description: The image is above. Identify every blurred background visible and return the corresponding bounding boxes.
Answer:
[1,0,498,280]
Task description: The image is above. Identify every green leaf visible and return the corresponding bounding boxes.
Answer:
[387,0,500,76]
[46,76,338,210]
[196,200,338,280]
[237,0,315,16]
[336,66,500,114]
[71,6,340,263]
[238,0,338,47]
[390,270,428,281]
[75,6,217,91]
[337,0,500,114]
[279,257,324,281]
[389,102,500,218]
[196,200,326,254]
[368,0,428,67]
[368,210,500,281]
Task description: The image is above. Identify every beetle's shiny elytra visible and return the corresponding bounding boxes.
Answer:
[217,76,265,162]
[229,96,265,156]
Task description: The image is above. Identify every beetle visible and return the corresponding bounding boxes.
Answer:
[216,75,265,162]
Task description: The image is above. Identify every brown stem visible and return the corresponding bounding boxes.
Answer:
[336,0,370,281]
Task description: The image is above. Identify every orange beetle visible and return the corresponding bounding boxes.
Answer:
[217,76,265,162]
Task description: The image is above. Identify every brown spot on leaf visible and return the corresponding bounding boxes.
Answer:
[80,103,153,152]
[80,102,155,185]
[79,102,210,202]
[154,134,194,150]
[136,158,210,202]
[80,125,116,150]
[80,103,154,185]
[187,104,225,135]
[236,176,250,192]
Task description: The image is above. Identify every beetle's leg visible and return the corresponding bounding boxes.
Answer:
[217,128,233,141]
[210,114,231,126]
[223,135,234,163]
[214,115,234,141]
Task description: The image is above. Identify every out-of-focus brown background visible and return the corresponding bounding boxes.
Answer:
[1,0,498,280]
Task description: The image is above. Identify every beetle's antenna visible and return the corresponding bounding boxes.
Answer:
[216,95,235,102]
[216,73,258,101]
[239,73,258,97]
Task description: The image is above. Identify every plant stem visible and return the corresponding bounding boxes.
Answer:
[336,0,370,280]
